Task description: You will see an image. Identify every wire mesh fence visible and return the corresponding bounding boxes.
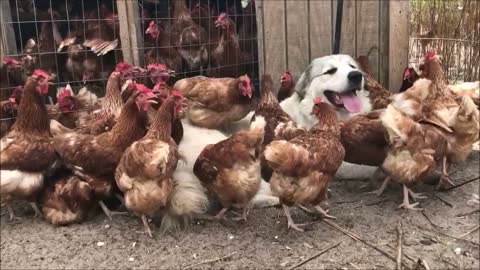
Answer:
[1,0,260,131]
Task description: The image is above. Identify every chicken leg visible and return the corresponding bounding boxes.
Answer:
[6,203,21,221]
[214,208,229,220]
[437,156,454,190]
[398,185,423,210]
[314,206,337,220]
[366,177,391,196]
[232,207,249,222]
[30,202,42,218]
[283,204,307,232]
[98,201,128,221]
[141,214,153,238]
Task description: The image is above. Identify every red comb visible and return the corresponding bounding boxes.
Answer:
[171,90,183,98]
[147,63,167,70]
[3,57,19,64]
[241,74,251,84]
[404,68,411,78]
[426,50,435,59]
[33,69,49,78]
[283,70,291,75]
[57,85,73,101]
[149,20,155,27]
[313,97,323,104]
[115,62,131,72]
[134,83,152,93]
[217,12,227,21]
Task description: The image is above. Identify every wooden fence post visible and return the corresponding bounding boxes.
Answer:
[0,0,18,60]
[117,0,144,67]
[388,1,409,92]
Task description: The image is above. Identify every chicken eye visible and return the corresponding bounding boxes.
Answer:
[324,68,337,75]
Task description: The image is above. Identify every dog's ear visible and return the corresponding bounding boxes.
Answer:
[295,64,312,99]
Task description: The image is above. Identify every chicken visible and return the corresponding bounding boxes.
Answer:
[50,63,144,136]
[194,115,265,221]
[380,104,449,210]
[52,83,157,220]
[150,82,184,145]
[115,92,184,237]
[208,13,247,78]
[356,55,374,77]
[0,70,57,220]
[264,97,345,231]
[144,21,183,73]
[394,51,458,132]
[399,67,420,93]
[40,167,95,226]
[277,70,295,102]
[1,86,24,138]
[144,63,176,89]
[174,74,254,129]
[253,74,306,182]
[448,81,479,108]
[171,0,208,73]
[53,84,100,129]
[355,55,392,109]
[339,110,388,167]
[1,58,28,98]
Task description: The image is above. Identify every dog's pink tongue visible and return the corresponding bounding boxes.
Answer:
[339,93,362,113]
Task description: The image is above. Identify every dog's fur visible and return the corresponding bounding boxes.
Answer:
[281,55,372,128]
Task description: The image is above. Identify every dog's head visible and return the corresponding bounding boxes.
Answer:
[296,55,370,118]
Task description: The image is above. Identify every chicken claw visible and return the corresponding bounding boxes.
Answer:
[314,206,337,220]
[398,185,423,210]
[214,208,229,220]
[365,177,390,196]
[408,189,427,201]
[232,207,249,222]
[141,214,153,238]
[283,205,306,232]
[98,201,128,221]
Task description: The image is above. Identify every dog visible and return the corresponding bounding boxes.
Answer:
[280,54,372,128]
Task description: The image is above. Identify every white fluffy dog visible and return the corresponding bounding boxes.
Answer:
[281,54,373,128]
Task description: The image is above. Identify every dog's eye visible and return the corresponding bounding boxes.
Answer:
[349,64,356,68]
[324,68,337,75]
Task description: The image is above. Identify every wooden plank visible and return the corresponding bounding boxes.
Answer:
[0,0,18,59]
[332,0,356,56]
[378,0,390,87]
[117,0,144,66]
[286,0,309,82]
[309,0,332,59]
[255,0,265,78]
[356,0,380,80]
[262,0,286,92]
[388,1,409,92]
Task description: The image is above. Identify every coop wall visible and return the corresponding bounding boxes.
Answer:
[256,0,409,92]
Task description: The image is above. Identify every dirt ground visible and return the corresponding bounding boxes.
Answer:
[1,152,479,269]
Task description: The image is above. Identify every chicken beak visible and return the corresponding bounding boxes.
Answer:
[168,69,176,77]
[120,79,133,94]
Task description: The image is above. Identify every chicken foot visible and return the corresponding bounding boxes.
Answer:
[30,202,42,218]
[141,214,153,238]
[6,204,21,221]
[232,207,250,222]
[366,177,391,196]
[408,189,427,200]
[283,204,307,232]
[437,157,454,190]
[398,185,423,210]
[213,208,229,220]
[314,206,337,220]
[98,201,128,221]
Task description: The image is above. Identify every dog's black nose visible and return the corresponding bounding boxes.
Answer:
[348,71,363,86]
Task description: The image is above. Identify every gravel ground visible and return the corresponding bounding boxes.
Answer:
[1,152,479,269]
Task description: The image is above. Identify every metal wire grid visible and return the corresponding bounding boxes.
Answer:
[1,0,261,122]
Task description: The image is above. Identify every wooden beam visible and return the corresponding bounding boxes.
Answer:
[262,0,287,92]
[117,0,144,66]
[388,1,409,92]
[0,0,18,59]
[255,0,265,77]
[309,0,332,59]
[286,0,309,81]
[356,0,380,79]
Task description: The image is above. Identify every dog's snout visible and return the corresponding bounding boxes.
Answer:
[348,71,363,86]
